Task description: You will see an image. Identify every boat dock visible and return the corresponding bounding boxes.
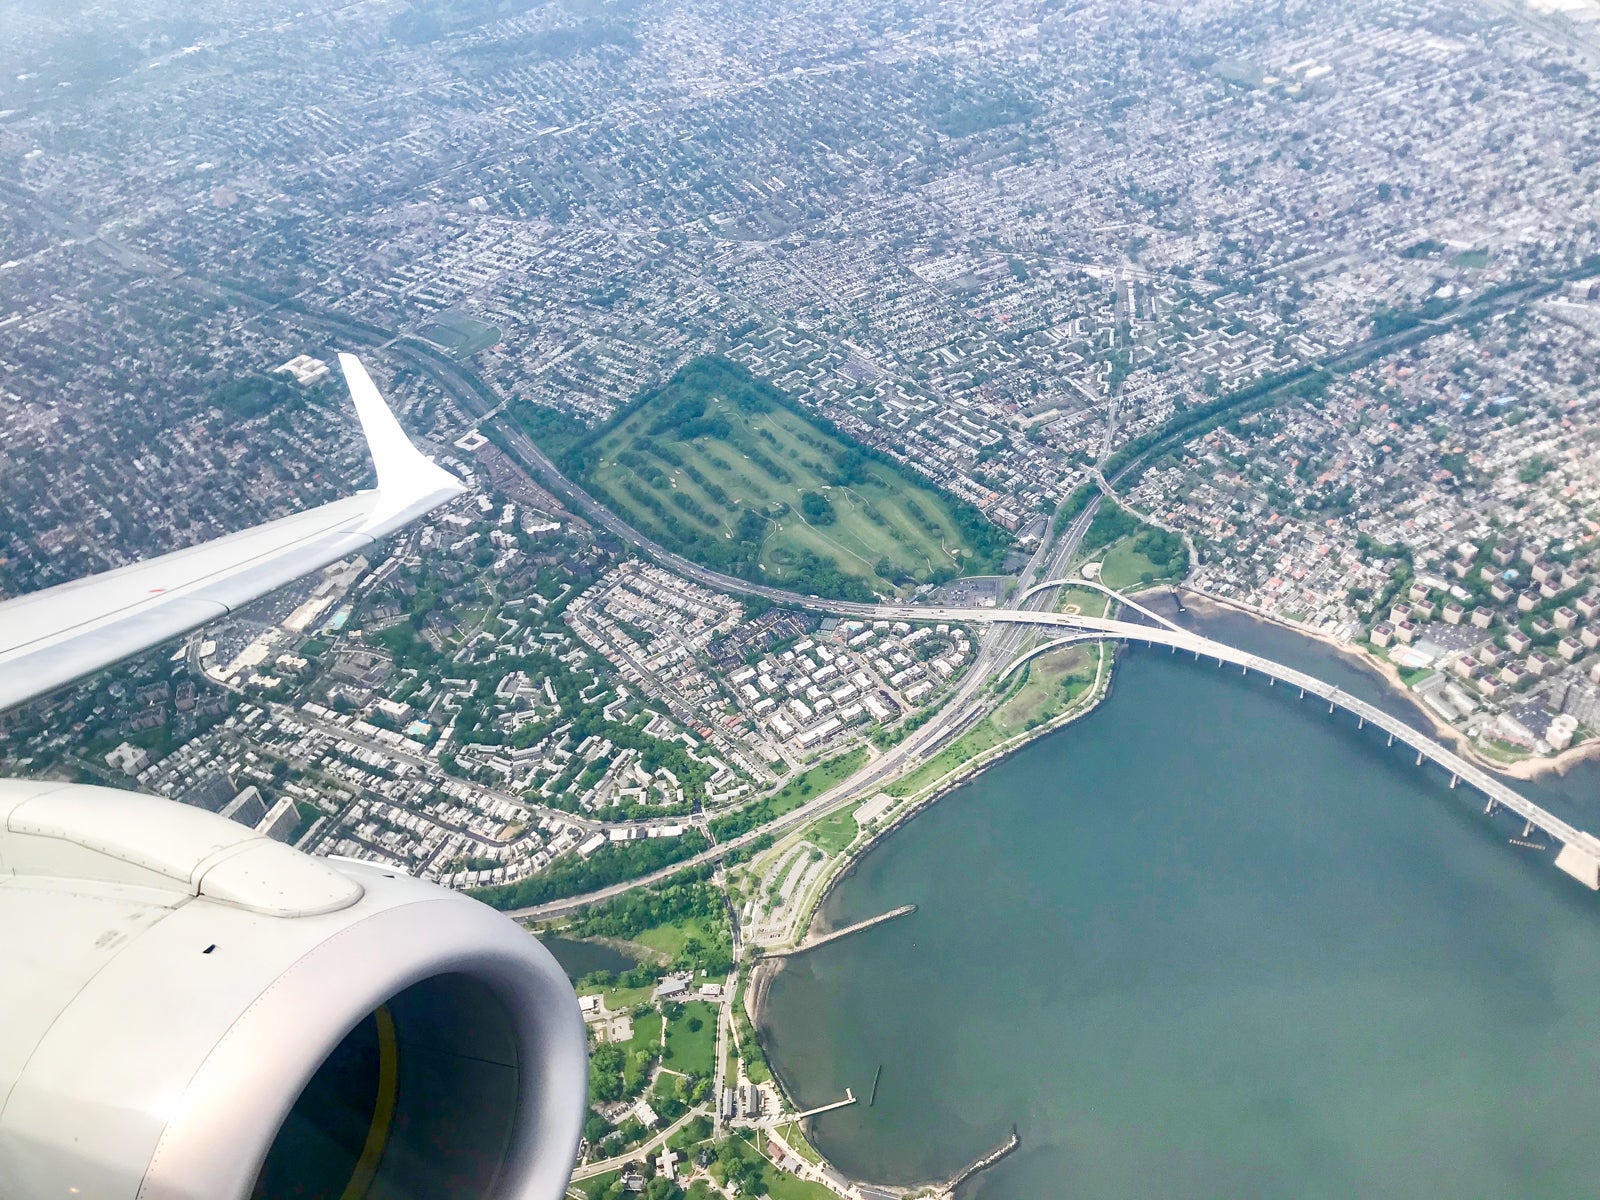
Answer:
[793,1088,856,1120]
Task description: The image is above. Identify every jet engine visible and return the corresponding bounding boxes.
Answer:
[0,778,586,1200]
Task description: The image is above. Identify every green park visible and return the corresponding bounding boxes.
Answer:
[566,356,1009,601]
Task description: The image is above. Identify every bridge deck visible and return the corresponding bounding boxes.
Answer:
[882,603,1600,867]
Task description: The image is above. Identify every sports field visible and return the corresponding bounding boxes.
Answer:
[570,357,1008,599]
[412,310,500,359]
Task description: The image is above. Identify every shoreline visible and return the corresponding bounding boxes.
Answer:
[789,643,1116,955]
[1174,588,1600,782]
[748,584,1596,1196]
[748,642,1120,1171]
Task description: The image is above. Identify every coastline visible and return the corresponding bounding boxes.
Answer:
[747,583,1598,1197]
[1174,588,1600,782]
[756,582,1592,1028]
[751,640,1117,1022]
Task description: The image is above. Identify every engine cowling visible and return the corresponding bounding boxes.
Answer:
[0,779,585,1200]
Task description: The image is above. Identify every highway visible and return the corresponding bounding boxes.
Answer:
[504,478,1108,920]
[13,174,1588,899]
[875,603,1600,882]
[511,595,1600,918]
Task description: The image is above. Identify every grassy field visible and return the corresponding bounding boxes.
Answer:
[1053,585,1111,617]
[774,1122,824,1166]
[711,746,868,839]
[569,357,1008,599]
[802,809,858,854]
[569,1168,621,1200]
[717,1133,836,1200]
[622,1011,664,1092]
[664,1000,719,1078]
[413,310,500,358]
[1099,537,1172,591]
[1080,500,1187,592]
[578,980,654,1012]
[990,644,1099,735]
[630,915,723,960]
[785,747,867,801]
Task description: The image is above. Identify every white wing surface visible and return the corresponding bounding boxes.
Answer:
[0,354,465,713]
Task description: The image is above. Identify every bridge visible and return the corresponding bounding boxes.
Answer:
[864,598,1600,890]
[506,581,1600,923]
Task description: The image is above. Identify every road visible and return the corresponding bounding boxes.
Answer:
[568,1105,707,1182]
[12,174,1591,902]
[511,594,1600,917]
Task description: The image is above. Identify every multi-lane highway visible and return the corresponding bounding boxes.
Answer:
[511,590,1600,918]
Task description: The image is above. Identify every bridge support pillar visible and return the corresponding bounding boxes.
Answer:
[1450,774,1458,789]
[1485,799,1498,816]
[1298,688,1304,699]
[1358,716,1365,729]
[1555,843,1600,890]
[1242,664,1248,675]
[1416,751,1424,766]
[1387,733,1394,746]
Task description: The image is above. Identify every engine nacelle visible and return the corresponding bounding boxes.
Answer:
[0,779,585,1199]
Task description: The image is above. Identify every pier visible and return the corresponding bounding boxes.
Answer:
[769,904,917,957]
[792,1087,856,1120]
[940,1127,1021,1198]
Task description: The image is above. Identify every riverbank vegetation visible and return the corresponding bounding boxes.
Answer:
[710,747,867,841]
[565,871,734,974]
[988,644,1101,736]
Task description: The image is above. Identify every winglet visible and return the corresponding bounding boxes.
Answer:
[338,353,466,527]
[0,356,468,714]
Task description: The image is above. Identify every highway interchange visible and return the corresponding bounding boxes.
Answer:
[18,182,1585,912]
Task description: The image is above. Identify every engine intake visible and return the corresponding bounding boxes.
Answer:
[0,780,585,1200]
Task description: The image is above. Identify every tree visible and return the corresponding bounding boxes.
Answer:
[589,1044,626,1102]
[799,491,836,525]
[716,1141,766,1195]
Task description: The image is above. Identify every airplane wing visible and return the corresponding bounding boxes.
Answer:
[0,354,466,714]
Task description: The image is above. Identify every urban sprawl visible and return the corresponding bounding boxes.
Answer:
[3,0,1600,1193]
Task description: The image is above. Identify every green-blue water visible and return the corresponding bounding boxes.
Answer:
[541,935,639,982]
[760,619,1600,1199]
